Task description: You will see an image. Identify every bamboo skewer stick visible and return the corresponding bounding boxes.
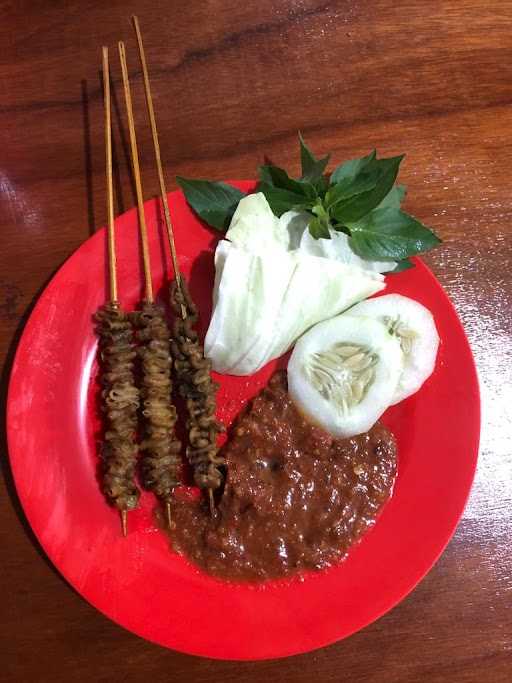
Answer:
[102,46,118,305]
[131,16,186,320]
[121,509,128,538]
[120,40,184,530]
[118,40,154,304]
[166,502,173,530]
[103,46,130,538]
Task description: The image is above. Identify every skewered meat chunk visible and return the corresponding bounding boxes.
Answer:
[132,301,182,502]
[169,279,225,490]
[95,302,140,511]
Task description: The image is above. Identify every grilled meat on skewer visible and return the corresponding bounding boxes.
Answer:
[132,301,182,505]
[169,279,225,492]
[95,302,140,513]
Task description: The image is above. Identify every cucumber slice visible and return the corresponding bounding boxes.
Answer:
[348,294,440,404]
[288,316,403,438]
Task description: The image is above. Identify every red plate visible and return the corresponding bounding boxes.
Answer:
[7,181,480,660]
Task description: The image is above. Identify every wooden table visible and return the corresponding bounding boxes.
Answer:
[1,1,511,680]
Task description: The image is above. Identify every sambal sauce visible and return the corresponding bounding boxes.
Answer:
[171,371,397,581]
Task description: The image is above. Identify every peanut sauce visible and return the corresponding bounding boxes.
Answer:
[171,371,397,581]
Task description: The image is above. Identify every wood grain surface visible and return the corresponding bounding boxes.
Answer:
[1,1,511,681]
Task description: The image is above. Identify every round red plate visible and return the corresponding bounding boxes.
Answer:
[7,182,480,660]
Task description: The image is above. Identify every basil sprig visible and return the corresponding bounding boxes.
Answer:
[176,134,441,271]
[175,177,245,230]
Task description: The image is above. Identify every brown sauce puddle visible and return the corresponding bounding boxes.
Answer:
[171,371,397,581]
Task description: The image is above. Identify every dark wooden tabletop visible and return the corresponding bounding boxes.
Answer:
[1,1,511,681]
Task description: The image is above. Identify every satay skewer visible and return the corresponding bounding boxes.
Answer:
[96,47,141,537]
[118,41,181,528]
[131,18,225,515]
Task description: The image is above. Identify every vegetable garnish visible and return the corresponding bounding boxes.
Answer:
[177,134,441,272]
[204,239,385,375]
[346,294,440,405]
[288,315,404,438]
[287,293,440,438]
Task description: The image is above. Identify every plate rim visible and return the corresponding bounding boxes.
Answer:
[6,185,481,660]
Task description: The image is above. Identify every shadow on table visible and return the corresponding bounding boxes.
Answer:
[81,73,137,237]
[81,78,96,237]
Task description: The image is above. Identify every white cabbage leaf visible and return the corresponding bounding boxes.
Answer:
[225,193,288,253]
[297,227,397,273]
[225,194,397,272]
[205,241,385,375]
[204,241,297,373]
